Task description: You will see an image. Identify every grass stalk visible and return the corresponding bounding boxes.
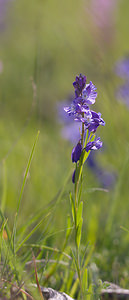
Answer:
[12,130,40,253]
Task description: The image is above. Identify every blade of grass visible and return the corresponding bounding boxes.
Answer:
[0,209,13,251]
[32,251,44,300]
[106,149,129,234]
[16,212,50,253]
[23,244,72,260]
[12,130,40,253]
[16,208,50,247]
[0,218,8,261]
[120,225,129,233]
[1,160,7,213]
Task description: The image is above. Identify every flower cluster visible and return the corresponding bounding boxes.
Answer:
[64,74,105,183]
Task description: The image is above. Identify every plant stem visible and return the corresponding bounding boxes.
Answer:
[74,116,86,299]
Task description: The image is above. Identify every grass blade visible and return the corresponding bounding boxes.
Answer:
[1,160,7,213]
[16,213,50,253]
[12,130,40,253]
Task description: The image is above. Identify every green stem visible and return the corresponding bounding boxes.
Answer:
[76,242,84,299]
[73,118,86,299]
[75,118,85,206]
[84,129,89,149]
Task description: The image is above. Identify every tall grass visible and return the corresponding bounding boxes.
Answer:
[1,0,129,298]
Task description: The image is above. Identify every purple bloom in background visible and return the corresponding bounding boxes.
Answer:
[89,0,116,29]
[87,151,116,189]
[85,138,103,152]
[0,0,12,32]
[0,60,3,74]
[86,0,117,45]
[61,122,81,144]
[58,98,75,124]
[115,56,129,108]
[115,56,129,79]
[58,99,81,144]
[116,82,129,108]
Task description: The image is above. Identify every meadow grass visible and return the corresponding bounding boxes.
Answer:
[1,0,129,299]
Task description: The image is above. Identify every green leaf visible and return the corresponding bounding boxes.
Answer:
[77,201,83,226]
[17,130,40,215]
[70,277,79,298]
[76,217,83,249]
[23,243,71,259]
[0,209,13,252]
[69,192,75,223]
[120,226,129,233]
[1,160,7,214]
[71,249,80,276]
[86,283,93,300]
[77,134,96,183]
[0,219,8,260]
[82,267,88,292]
[66,215,72,240]
[82,245,94,271]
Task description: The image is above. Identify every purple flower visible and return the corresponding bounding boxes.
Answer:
[64,81,97,118]
[83,111,105,132]
[64,101,89,116]
[72,169,76,184]
[64,74,105,145]
[64,103,77,116]
[82,81,97,105]
[64,76,105,133]
[63,74,105,184]
[72,142,82,163]
[73,74,87,98]
[85,137,103,152]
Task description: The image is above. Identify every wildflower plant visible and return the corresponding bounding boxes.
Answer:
[64,74,105,297]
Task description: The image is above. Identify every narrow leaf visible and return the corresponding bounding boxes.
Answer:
[1,160,7,213]
[16,212,50,252]
[82,268,88,292]
[69,192,75,223]
[76,218,83,249]
[12,130,40,252]
[77,201,83,226]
